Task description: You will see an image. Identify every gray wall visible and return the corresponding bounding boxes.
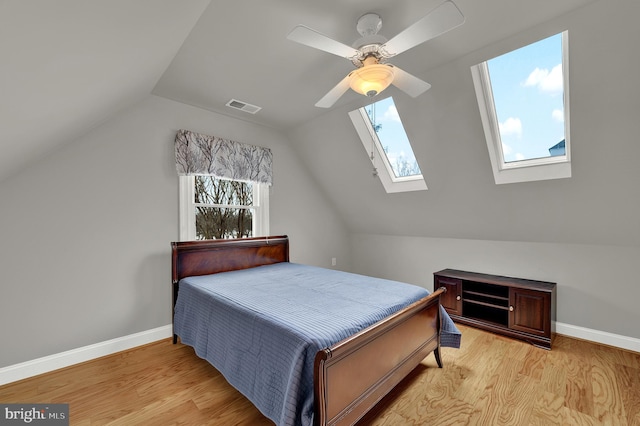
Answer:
[288,0,640,339]
[350,234,640,339]
[0,95,350,368]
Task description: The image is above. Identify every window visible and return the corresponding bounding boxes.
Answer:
[349,97,427,193]
[179,176,269,240]
[471,31,570,184]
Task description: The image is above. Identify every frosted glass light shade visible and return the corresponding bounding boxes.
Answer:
[349,64,395,97]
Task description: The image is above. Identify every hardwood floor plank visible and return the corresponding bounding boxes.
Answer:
[530,390,566,425]
[1,325,638,425]
[563,352,595,416]
[450,331,503,406]
[518,345,548,381]
[540,357,568,397]
[592,360,627,422]
[617,364,640,424]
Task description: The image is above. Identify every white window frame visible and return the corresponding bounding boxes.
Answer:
[178,175,269,241]
[470,31,571,184]
[348,105,427,193]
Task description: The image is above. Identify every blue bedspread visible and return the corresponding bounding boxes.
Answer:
[174,263,460,426]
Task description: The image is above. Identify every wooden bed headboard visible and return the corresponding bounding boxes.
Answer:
[171,235,289,344]
[171,235,290,284]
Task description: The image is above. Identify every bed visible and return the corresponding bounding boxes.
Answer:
[171,235,460,426]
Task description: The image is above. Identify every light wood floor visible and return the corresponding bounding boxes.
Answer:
[1,324,639,425]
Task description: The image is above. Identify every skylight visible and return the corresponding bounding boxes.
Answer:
[471,31,571,184]
[364,97,422,178]
[349,97,427,193]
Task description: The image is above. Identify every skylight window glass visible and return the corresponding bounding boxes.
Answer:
[348,96,427,192]
[470,31,571,184]
[487,33,566,163]
[363,97,421,178]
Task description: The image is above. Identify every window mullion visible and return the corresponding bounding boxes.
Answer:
[194,203,253,209]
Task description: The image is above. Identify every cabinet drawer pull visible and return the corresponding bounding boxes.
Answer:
[456,295,461,301]
[509,305,514,312]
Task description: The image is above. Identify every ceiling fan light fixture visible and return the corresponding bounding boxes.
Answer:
[288,1,464,107]
[349,64,394,97]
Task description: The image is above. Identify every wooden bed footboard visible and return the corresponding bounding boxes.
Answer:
[313,287,444,426]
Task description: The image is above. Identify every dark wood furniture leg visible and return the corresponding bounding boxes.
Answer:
[433,347,443,368]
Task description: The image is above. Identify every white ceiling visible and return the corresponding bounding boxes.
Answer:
[153,0,599,128]
[1,0,599,183]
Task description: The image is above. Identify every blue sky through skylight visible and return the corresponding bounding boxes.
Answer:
[365,97,421,178]
[487,33,565,163]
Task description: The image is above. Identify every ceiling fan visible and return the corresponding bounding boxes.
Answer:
[287,0,465,108]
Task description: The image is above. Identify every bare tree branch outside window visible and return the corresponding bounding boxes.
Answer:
[194,176,253,239]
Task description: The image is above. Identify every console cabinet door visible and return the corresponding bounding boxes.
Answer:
[508,288,550,337]
[435,276,462,316]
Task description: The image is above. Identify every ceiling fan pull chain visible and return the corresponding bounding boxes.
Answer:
[371,141,378,178]
[369,103,378,178]
[371,143,378,177]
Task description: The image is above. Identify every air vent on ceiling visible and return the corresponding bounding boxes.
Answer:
[226,99,262,114]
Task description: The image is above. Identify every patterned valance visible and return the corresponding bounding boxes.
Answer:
[175,129,272,185]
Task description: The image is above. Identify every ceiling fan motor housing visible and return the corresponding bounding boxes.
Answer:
[356,13,382,37]
[351,13,388,66]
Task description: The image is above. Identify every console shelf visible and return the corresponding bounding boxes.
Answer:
[434,269,556,349]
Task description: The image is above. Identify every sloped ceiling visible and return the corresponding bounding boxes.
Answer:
[285,0,640,246]
[0,0,210,183]
[1,0,600,184]
[153,0,598,129]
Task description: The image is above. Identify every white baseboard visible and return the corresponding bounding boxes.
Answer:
[0,325,173,386]
[555,322,640,353]
[1,322,638,387]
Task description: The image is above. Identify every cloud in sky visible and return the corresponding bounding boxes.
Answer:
[499,117,522,138]
[552,108,564,122]
[523,64,563,94]
[383,104,400,122]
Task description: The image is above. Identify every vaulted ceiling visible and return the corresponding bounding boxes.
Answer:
[1,0,600,183]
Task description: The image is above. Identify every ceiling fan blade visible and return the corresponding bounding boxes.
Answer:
[287,25,359,59]
[382,0,464,57]
[315,75,351,108]
[390,66,431,98]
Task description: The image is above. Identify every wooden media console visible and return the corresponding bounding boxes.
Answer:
[434,269,556,349]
